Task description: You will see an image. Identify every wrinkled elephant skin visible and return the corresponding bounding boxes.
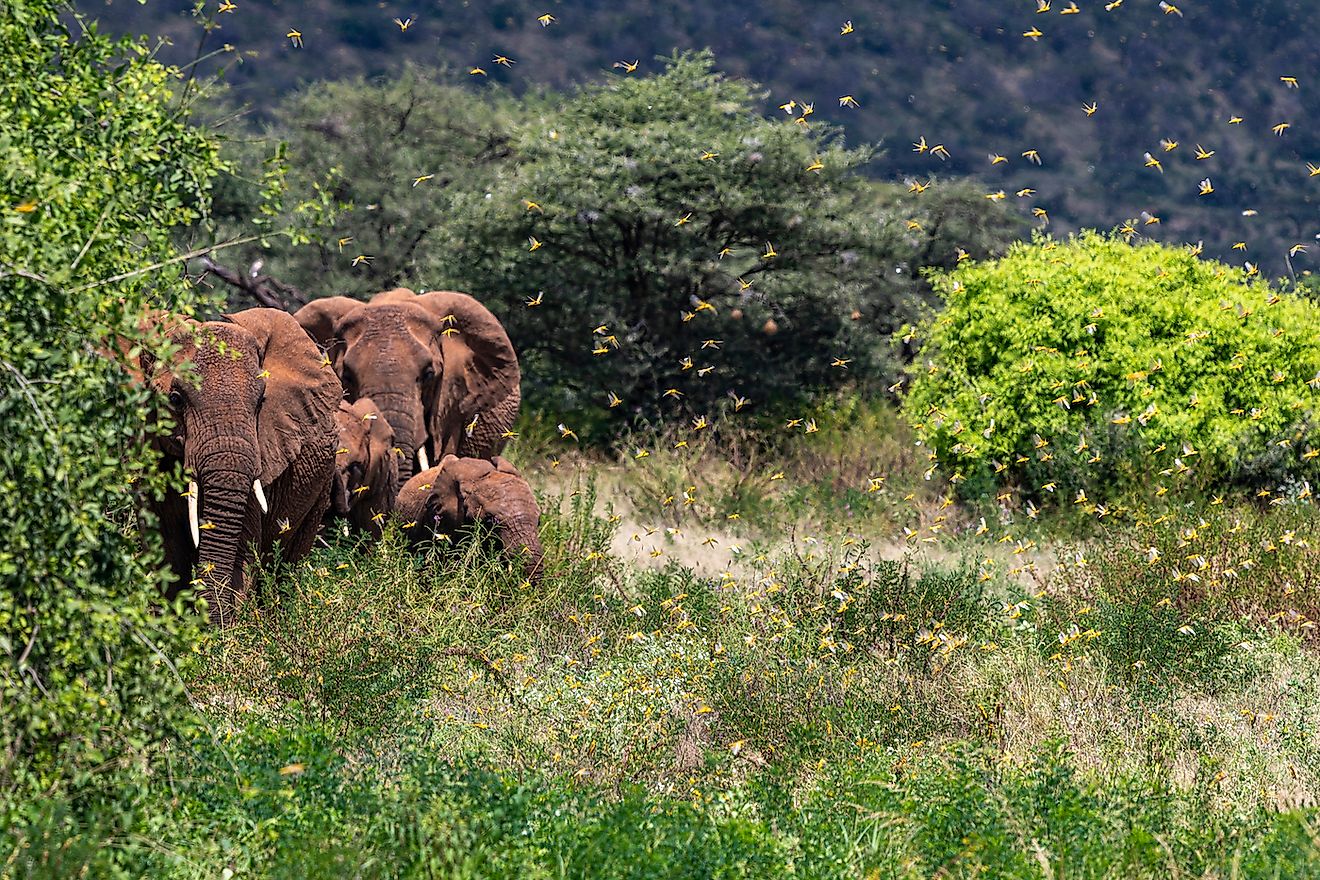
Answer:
[294,289,520,487]
[396,455,544,583]
[131,308,340,625]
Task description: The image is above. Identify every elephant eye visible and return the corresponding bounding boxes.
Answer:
[167,387,186,409]
[420,364,435,382]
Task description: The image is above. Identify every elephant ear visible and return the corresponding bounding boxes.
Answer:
[294,296,363,349]
[413,291,521,446]
[107,309,189,385]
[226,308,343,485]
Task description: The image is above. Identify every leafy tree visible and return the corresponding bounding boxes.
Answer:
[0,0,221,811]
[426,51,1014,424]
[207,67,524,301]
[904,231,1320,502]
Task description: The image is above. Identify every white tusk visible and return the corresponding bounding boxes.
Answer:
[417,447,430,472]
[188,480,200,548]
[253,479,268,514]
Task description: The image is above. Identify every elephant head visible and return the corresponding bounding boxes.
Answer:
[331,397,399,538]
[395,454,544,582]
[294,289,520,485]
[136,308,340,624]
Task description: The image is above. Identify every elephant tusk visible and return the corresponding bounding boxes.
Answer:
[188,480,200,548]
[417,447,430,472]
[253,479,268,514]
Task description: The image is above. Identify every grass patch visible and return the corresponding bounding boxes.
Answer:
[12,415,1320,877]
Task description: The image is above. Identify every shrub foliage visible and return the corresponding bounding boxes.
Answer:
[435,51,1005,419]
[904,231,1320,500]
[0,0,219,807]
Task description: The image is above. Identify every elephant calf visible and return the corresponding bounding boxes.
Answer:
[396,455,544,583]
[330,398,399,539]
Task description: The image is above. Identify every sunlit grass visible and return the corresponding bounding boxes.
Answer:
[13,407,1320,876]
[129,439,1320,876]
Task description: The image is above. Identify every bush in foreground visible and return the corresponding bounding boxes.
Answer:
[0,0,218,811]
[8,729,1318,879]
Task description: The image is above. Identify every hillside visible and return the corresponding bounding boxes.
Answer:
[90,0,1318,275]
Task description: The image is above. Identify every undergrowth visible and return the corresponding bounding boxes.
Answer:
[8,460,1320,877]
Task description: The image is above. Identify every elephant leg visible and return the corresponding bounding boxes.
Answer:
[151,491,194,602]
[263,444,336,572]
[285,486,330,565]
[458,386,521,459]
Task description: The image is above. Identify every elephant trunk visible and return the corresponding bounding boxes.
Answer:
[191,444,259,626]
[363,389,424,487]
[497,515,544,584]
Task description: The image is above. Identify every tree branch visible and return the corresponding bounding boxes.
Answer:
[68,236,261,293]
[200,256,309,311]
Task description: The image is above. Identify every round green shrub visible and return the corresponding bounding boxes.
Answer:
[903,231,1320,501]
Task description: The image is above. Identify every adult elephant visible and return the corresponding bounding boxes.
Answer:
[295,288,520,485]
[396,455,545,583]
[133,308,341,625]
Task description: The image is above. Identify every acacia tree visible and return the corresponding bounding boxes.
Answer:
[0,0,221,809]
[426,52,1015,424]
[206,67,524,301]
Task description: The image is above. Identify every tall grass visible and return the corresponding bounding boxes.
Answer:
[9,412,1320,877]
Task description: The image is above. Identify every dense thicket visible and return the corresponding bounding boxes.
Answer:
[0,0,218,811]
[92,0,1319,273]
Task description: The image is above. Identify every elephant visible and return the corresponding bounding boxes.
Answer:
[294,288,520,486]
[395,455,545,583]
[132,308,341,625]
[330,397,399,538]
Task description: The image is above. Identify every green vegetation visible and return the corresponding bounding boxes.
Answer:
[213,53,1016,425]
[7,490,1320,876]
[905,231,1320,502]
[208,67,525,297]
[429,53,1014,417]
[0,0,218,808]
[9,2,1320,876]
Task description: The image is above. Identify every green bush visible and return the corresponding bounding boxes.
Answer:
[0,0,219,811]
[904,231,1320,501]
